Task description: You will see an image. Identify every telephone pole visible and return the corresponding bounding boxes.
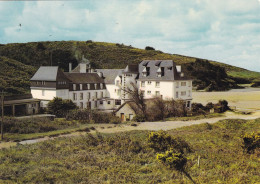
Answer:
[0,90,7,141]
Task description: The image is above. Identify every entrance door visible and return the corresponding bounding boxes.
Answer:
[120,113,125,122]
[129,114,133,120]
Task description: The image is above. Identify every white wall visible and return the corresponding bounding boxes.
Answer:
[173,80,192,100]
[106,84,121,99]
[31,88,58,100]
[69,89,107,109]
[138,81,174,100]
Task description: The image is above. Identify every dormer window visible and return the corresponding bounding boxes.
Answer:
[94,83,97,90]
[80,84,83,90]
[142,67,147,77]
[73,84,76,90]
[157,67,164,77]
[100,83,103,89]
[87,84,90,89]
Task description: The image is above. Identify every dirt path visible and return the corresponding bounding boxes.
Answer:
[1,111,260,150]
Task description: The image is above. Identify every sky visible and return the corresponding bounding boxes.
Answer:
[0,0,260,72]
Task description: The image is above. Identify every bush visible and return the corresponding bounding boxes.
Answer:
[157,149,187,170]
[109,116,121,124]
[148,130,191,153]
[133,114,146,122]
[145,46,155,50]
[242,132,260,153]
[47,97,77,118]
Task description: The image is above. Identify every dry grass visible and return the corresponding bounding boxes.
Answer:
[193,91,260,111]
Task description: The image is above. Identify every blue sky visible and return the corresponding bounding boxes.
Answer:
[0,0,260,72]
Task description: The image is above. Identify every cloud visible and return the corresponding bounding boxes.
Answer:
[0,0,260,71]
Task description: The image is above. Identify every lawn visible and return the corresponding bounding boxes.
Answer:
[0,118,259,183]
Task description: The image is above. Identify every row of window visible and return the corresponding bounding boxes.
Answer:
[141,81,160,87]
[78,100,120,109]
[176,91,191,98]
[73,91,104,101]
[176,81,191,88]
[73,83,104,91]
[58,81,67,85]
[36,81,46,85]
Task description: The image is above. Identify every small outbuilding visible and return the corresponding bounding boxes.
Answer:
[114,101,136,122]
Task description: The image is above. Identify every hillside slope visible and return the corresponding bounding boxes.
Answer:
[0,41,259,94]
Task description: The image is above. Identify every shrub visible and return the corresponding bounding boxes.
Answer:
[242,132,260,153]
[145,46,155,50]
[133,114,146,122]
[148,130,191,153]
[109,116,121,124]
[157,149,187,170]
[47,97,77,118]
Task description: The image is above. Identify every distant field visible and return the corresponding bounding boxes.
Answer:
[193,89,260,111]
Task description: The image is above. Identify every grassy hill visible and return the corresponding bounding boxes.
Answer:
[0,41,260,94]
[0,118,259,183]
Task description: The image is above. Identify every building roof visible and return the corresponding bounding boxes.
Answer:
[30,66,59,81]
[95,69,123,84]
[138,60,192,81]
[64,73,104,84]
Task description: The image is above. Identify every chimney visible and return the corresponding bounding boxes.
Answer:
[181,72,184,77]
[69,63,72,72]
[97,72,103,78]
[176,65,181,73]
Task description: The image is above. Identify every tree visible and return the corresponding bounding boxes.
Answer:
[145,46,155,50]
[47,97,77,117]
[123,82,147,120]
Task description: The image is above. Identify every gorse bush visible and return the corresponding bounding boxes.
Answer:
[242,132,260,153]
[157,149,187,170]
[148,130,192,153]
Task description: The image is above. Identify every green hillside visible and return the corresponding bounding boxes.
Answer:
[0,41,259,94]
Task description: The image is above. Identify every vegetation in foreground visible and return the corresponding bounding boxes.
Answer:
[1,41,260,94]
[0,118,259,183]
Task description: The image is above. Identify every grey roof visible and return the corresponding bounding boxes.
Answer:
[95,69,123,84]
[30,66,59,81]
[138,60,192,81]
[64,73,104,84]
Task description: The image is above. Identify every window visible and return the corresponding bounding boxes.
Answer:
[73,84,76,91]
[41,81,45,85]
[155,91,160,96]
[36,81,38,85]
[181,91,186,96]
[141,81,145,87]
[188,81,191,87]
[156,82,160,87]
[87,92,91,99]
[107,101,111,105]
[181,82,186,86]
[87,84,90,90]
[147,91,151,95]
[73,93,77,100]
[80,93,83,100]
[116,80,120,85]
[176,82,179,88]
[176,92,179,98]
[188,90,191,97]
[148,81,152,85]
[80,84,83,90]
[100,83,103,89]
[100,101,103,105]
[80,102,83,109]
[42,90,45,96]
[95,92,98,98]
[94,83,97,89]
[101,92,104,98]
[115,99,121,105]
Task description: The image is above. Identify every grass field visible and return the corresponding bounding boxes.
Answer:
[193,90,260,111]
[0,118,259,183]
